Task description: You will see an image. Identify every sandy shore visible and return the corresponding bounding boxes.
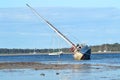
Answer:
[0,62,120,70]
[0,62,82,70]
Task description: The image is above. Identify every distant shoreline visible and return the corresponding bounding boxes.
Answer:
[92,51,120,54]
[0,52,120,56]
[0,53,71,56]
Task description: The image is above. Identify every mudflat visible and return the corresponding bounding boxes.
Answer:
[0,62,84,70]
[0,62,120,70]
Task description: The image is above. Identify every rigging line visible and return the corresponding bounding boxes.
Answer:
[55,33,61,51]
[52,34,59,52]
[51,34,55,52]
[71,34,81,44]
[65,31,81,44]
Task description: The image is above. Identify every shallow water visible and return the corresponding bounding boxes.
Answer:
[0,53,120,80]
[0,67,120,80]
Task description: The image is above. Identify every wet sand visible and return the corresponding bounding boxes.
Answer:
[0,62,81,70]
[0,62,120,70]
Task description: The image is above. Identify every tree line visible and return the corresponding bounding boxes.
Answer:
[0,48,70,54]
[0,43,120,54]
[90,43,120,52]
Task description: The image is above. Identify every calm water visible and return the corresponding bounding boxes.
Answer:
[0,53,120,80]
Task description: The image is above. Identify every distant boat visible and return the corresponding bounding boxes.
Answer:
[29,48,36,54]
[97,44,111,53]
[98,50,102,53]
[48,51,63,55]
[33,48,36,54]
[103,44,107,52]
[26,4,91,60]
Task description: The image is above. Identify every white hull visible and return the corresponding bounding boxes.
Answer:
[48,51,63,55]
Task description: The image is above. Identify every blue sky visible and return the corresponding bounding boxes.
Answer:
[0,0,120,8]
[0,0,120,49]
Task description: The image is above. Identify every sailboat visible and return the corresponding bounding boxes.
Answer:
[48,51,63,55]
[49,33,63,55]
[26,4,91,60]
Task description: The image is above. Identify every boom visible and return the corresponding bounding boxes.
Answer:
[26,4,75,46]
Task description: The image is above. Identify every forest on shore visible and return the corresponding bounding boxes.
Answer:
[0,43,120,54]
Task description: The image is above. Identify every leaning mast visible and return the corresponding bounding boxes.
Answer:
[26,4,75,47]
